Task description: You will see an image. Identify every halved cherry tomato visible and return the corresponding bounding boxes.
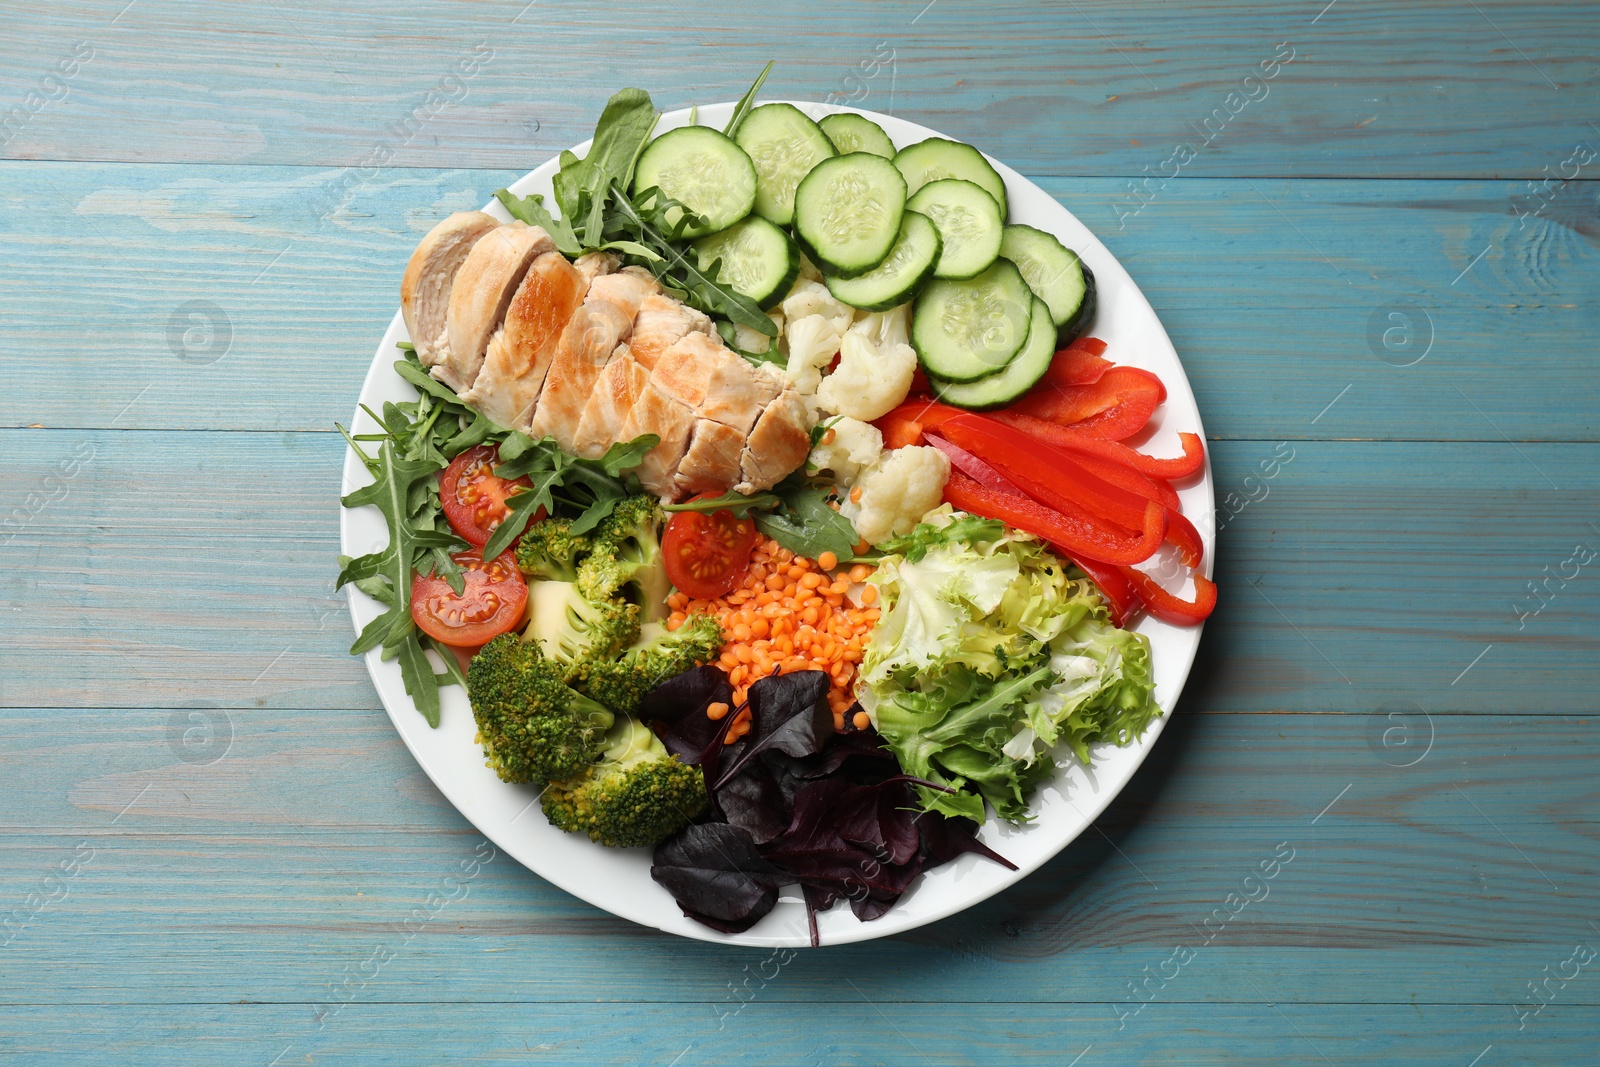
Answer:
[662,495,759,600]
[411,549,528,646]
[440,444,537,547]
[1011,365,1165,440]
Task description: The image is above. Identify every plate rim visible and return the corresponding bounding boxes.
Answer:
[340,99,1212,948]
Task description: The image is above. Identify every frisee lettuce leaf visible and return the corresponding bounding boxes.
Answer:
[862,506,1161,822]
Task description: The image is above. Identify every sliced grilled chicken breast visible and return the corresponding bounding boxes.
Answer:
[676,418,748,497]
[460,251,587,430]
[571,351,651,459]
[574,250,619,285]
[525,269,661,449]
[651,332,781,435]
[628,293,713,371]
[400,211,500,369]
[620,378,697,501]
[435,222,552,393]
[738,387,812,494]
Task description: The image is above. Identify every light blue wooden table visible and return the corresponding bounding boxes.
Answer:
[3,1,1596,1062]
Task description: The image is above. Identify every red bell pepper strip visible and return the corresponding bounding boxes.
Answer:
[1067,553,1142,628]
[989,410,1206,481]
[1011,366,1165,440]
[924,434,1018,497]
[877,415,925,449]
[878,397,965,433]
[942,470,1165,567]
[941,415,1158,536]
[1041,337,1112,389]
[1119,566,1217,625]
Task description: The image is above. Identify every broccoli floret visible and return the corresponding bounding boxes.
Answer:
[576,495,671,623]
[541,718,708,847]
[515,517,591,582]
[580,613,725,715]
[466,634,616,784]
[525,579,641,669]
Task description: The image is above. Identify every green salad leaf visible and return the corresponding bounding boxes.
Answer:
[754,477,860,561]
[862,507,1161,822]
[490,74,779,340]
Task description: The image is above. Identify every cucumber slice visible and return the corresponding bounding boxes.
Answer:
[930,296,1055,410]
[905,178,1003,280]
[824,210,941,311]
[733,103,837,226]
[818,113,896,158]
[693,216,801,310]
[632,126,757,239]
[792,152,907,279]
[893,137,1008,218]
[910,258,1034,382]
[998,224,1096,339]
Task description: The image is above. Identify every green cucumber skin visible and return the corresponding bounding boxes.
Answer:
[818,113,896,158]
[910,259,1034,383]
[823,212,942,312]
[893,137,1009,220]
[791,153,907,279]
[736,103,836,227]
[1058,262,1097,341]
[929,297,1055,410]
[694,217,802,310]
[906,178,1004,281]
[632,126,757,239]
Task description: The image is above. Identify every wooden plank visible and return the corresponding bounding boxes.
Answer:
[2,1,1593,178]
[2,707,1594,1012]
[2,163,1596,439]
[3,430,1595,712]
[0,1002,1589,1065]
[0,709,1596,1010]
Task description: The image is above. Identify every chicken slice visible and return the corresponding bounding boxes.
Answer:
[459,251,587,430]
[620,378,696,501]
[435,222,552,393]
[401,211,500,370]
[571,350,651,459]
[738,387,812,494]
[524,268,662,448]
[628,293,713,371]
[587,266,661,313]
[574,250,619,284]
[651,332,781,436]
[676,418,748,497]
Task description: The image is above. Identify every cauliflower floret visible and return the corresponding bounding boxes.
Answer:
[808,417,883,489]
[733,308,784,359]
[851,304,911,350]
[780,279,853,336]
[841,445,952,546]
[816,320,917,422]
[784,313,843,396]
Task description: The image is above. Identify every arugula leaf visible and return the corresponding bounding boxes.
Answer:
[755,479,859,560]
[494,189,580,256]
[608,185,777,336]
[480,433,659,557]
[597,433,660,477]
[664,489,782,519]
[715,319,785,367]
[724,60,774,138]
[569,87,659,246]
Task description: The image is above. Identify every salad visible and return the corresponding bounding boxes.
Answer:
[339,64,1215,942]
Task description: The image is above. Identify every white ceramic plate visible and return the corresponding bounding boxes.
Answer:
[341,102,1213,947]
